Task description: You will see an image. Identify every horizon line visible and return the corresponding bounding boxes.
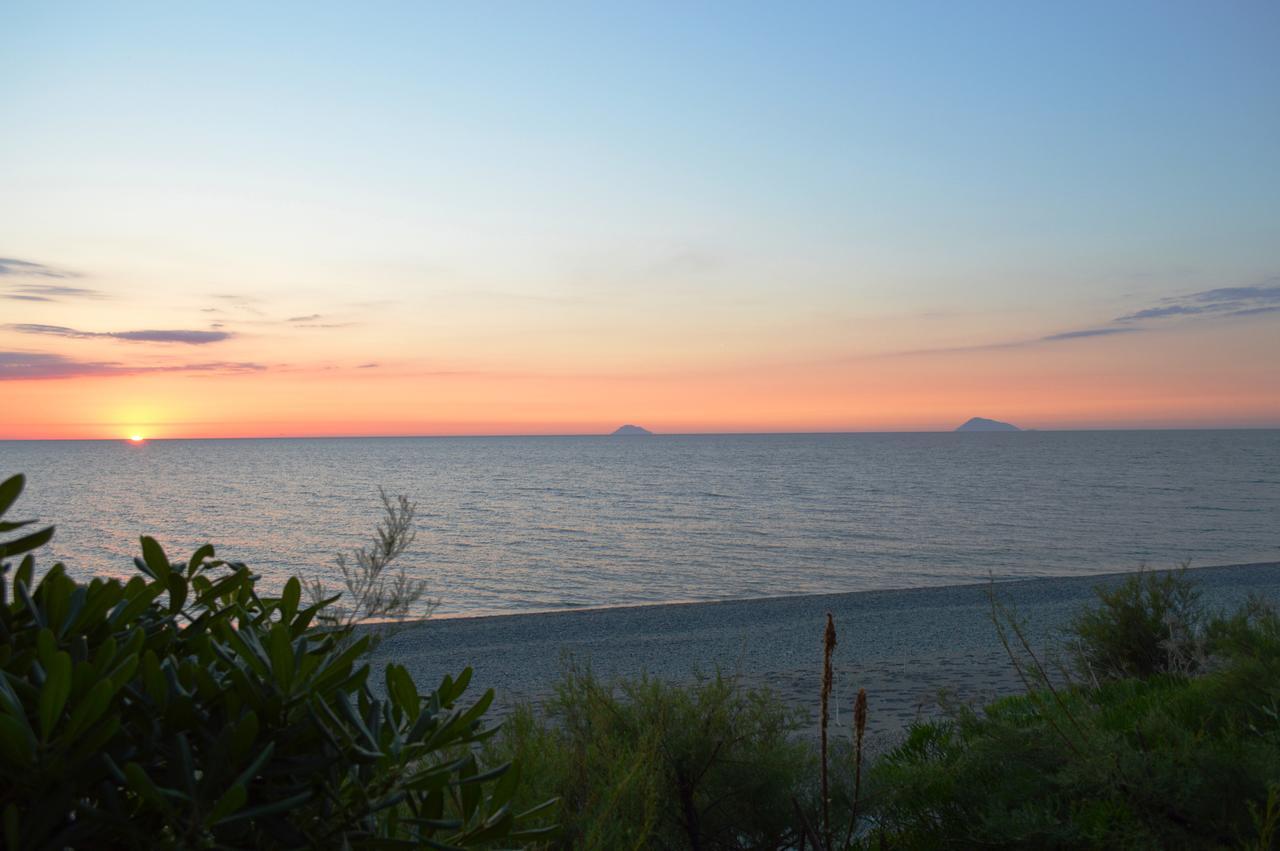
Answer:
[3,424,1279,442]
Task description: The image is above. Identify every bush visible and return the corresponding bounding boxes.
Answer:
[0,473,551,849]
[1069,567,1206,681]
[859,577,1280,850]
[488,661,816,850]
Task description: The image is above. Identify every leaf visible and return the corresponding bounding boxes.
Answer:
[139,536,171,583]
[0,525,54,561]
[267,623,295,689]
[0,715,35,766]
[38,651,72,741]
[215,790,312,826]
[280,577,300,619]
[167,572,188,614]
[386,664,420,722]
[0,474,23,517]
[187,543,215,576]
[37,627,57,668]
[209,783,247,825]
[63,678,117,740]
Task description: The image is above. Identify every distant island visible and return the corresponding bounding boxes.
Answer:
[612,424,653,435]
[955,416,1021,432]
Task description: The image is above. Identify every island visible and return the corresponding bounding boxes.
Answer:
[955,416,1021,432]
[612,424,653,435]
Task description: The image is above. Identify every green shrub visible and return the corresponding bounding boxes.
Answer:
[488,661,816,850]
[0,473,551,850]
[1069,567,1206,681]
[860,580,1280,850]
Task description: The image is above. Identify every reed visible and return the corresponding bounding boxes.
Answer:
[820,612,837,850]
[842,687,868,848]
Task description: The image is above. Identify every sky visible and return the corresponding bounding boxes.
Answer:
[2,1,1278,439]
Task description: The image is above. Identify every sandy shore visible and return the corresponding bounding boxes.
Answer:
[372,563,1280,744]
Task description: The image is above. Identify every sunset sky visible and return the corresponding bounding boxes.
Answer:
[2,2,1278,439]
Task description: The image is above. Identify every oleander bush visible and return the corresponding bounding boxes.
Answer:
[0,473,552,850]
[487,661,817,850]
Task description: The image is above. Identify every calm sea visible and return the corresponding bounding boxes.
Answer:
[2,431,1278,617]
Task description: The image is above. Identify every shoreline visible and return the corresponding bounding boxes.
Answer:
[374,561,1280,740]
[415,559,1280,624]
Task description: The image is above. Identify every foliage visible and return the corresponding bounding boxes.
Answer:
[858,586,1280,850]
[1069,567,1206,682]
[488,661,816,850]
[307,488,436,634]
[0,473,550,850]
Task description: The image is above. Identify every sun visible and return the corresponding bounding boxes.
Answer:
[129,434,145,443]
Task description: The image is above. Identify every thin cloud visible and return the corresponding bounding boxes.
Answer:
[2,283,107,302]
[5,324,232,345]
[0,351,265,380]
[0,258,80,279]
[1041,327,1138,342]
[287,314,323,323]
[1115,280,1280,323]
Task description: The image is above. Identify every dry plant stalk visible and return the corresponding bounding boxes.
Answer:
[843,687,869,848]
[820,612,837,850]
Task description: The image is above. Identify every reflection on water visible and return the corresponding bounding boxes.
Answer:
[3,431,1278,617]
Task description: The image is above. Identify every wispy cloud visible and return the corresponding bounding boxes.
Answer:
[1115,280,1280,323]
[287,314,323,323]
[0,351,264,381]
[5,324,233,345]
[0,258,80,279]
[2,283,107,302]
[1041,327,1138,342]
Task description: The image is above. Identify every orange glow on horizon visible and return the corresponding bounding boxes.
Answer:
[1,312,1277,440]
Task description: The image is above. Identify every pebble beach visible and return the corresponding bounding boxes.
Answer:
[374,562,1280,744]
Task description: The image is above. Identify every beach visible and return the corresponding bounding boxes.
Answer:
[375,562,1280,742]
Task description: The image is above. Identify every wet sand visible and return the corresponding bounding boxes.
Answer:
[373,562,1280,744]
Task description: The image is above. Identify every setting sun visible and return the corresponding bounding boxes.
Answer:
[129,435,145,443]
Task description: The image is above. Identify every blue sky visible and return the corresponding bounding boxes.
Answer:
[2,1,1278,435]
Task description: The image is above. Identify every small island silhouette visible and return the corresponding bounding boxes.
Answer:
[955,416,1021,432]
[612,424,653,435]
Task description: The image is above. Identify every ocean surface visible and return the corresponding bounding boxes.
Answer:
[2,431,1278,617]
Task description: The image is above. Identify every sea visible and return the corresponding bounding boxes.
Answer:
[2,431,1278,618]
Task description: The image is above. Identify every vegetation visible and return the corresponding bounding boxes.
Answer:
[488,661,816,850]
[306,488,437,634]
[1069,565,1207,681]
[4,466,1276,849]
[0,473,550,850]
[860,571,1280,850]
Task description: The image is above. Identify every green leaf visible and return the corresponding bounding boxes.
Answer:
[38,650,72,740]
[209,783,247,825]
[167,572,188,614]
[386,664,420,722]
[139,536,171,583]
[0,474,24,517]
[187,543,215,576]
[63,678,117,740]
[280,577,300,619]
[0,715,35,766]
[0,525,54,561]
[3,803,19,851]
[37,627,57,668]
[215,790,312,825]
[267,623,295,689]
